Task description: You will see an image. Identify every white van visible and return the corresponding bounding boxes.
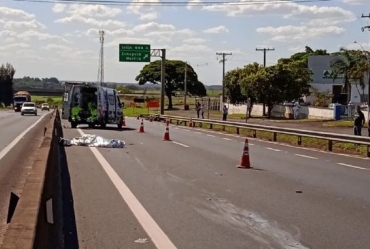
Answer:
[68,83,124,129]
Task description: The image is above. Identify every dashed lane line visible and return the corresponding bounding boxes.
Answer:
[294,154,318,160]
[266,148,281,152]
[194,132,202,134]
[207,134,216,137]
[172,141,189,148]
[337,163,369,171]
[223,138,232,141]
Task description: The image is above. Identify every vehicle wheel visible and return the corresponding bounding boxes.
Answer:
[88,123,95,128]
[71,122,77,128]
[117,119,123,130]
[35,113,37,116]
[100,123,106,129]
[21,113,24,116]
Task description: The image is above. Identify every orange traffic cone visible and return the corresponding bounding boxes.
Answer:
[122,117,126,126]
[237,138,251,169]
[188,118,193,127]
[139,119,145,133]
[163,124,170,141]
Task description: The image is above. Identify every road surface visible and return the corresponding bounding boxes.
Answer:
[60,117,370,249]
[0,109,51,246]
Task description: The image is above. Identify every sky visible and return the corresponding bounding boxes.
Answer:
[0,0,369,85]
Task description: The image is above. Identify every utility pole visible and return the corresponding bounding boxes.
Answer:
[97,30,105,86]
[216,52,232,104]
[160,49,166,115]
[361,13,370,121]
[256,47,275,116]
[184,61,187,110]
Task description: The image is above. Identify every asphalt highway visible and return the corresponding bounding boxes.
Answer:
[60,117,370,249]
[0,109,51,246]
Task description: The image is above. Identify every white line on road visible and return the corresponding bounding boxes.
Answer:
[183,129,190,132]
[207,134,215,137]
[223,138,232,141]
[194,132,202,134]
[0,113,48,162]
[266,148,281,152]
[172,141,189,148]
[240,142,255,146]
[294,154,318,159]
[337,163,369,170]
[77,129,177,249]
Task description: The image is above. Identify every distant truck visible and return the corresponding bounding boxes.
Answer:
[13,91,31,112]
[67,83,124,129]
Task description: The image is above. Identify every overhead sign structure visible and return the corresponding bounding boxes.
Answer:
[119,44,151,63]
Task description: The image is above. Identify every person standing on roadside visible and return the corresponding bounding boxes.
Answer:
[195,101,200,118]
[200,103,205,119]
[222,105,228,121]
[354,105,365,136]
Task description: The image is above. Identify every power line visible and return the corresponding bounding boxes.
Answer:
[9,0,336,6]
[216,52,232,103]
[255,47,275,67]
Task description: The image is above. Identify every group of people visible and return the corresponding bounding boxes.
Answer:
[354,105,370,137]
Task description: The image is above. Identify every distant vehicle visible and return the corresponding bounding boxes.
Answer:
[41,103,50,111]
[13,91,31,112]
[21,102,37,116]
[67,83,124,129]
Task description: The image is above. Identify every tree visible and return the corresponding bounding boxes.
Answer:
[224,62,261,105]
[278,46,329,66]
[116,85,133,94]
[135,60,206,109]
[0,63,16,106]
[241,62,311,118]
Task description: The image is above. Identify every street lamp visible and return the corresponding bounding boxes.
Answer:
[354,40,370,121]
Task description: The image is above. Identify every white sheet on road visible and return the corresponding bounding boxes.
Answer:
[59,134,126,148]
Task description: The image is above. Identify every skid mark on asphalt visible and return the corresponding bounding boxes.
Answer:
[77,129,178,249]
[337,163,369,170]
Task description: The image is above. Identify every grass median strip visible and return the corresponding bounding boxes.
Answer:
[169,120,368,157]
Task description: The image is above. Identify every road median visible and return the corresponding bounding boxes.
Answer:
[1,109,64,249]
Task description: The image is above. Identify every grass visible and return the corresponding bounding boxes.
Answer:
[323,120,354,128]
[123,107,159,117]
[168,120,368,157]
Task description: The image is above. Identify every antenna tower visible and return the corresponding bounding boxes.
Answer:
[97,30,105,86]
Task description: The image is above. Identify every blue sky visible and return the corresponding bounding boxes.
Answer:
[0,0,369,85]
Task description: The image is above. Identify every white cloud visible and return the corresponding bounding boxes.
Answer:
[127,0,160,20]
[0,6,34,19]
[105,37,153,48]
[17,30,71,43]
[68,4,122,17]
[85,28,135,37]
[1,20,46,30]
[52,3,66,13]
[55,15,126,28]
[0,30,17,37]
[342,0,368,4]
[170,44,213,55]
[203,26,229,34]
[345,41,370,50]
[0,43,30,51]
[133,22,175,32]
[257,25,345,43]
[183,38,207,44]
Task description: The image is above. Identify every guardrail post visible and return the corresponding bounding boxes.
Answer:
[328,140,333,152]
[236,127,240,135]
[253,130,257,138]
[176,120,179,125]
[199,122,202,128]
[210,124,213,129]
[367,145,370,158]
[273,132,277,141]
[222,125,225,131]
[298,136,302,146]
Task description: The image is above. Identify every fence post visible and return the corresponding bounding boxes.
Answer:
[236,127,240,135]
[273,132,277,142]
[210,124,213,129]
[298,136,302,146]
[328,140,333,152]
[367,145,370,158]
[253,130,257,138]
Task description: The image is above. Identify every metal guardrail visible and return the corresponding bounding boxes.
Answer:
[160,115,370,158]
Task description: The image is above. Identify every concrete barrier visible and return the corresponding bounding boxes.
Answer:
[2,109,64,249]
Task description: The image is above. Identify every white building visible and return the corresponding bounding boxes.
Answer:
[307,55,369,105]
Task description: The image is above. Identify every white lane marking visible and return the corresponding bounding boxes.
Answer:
[294,154,318,160]
[172,141,189,148]
[207,134,215,137]
[183,129,190,132]
[223,138,232,141]
[77,129,177,249]
[0,113,48,162]
[337,163,369,170]
[175,127,179,130]
[194,132,202,134]
[266,148,281,152]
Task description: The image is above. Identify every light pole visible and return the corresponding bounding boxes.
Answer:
[354,41,370,121]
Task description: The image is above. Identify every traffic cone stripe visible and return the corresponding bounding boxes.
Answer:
[237,138,251,169]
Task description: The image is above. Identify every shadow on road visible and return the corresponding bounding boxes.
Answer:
[79,126,137,132]
[59,128,79,249]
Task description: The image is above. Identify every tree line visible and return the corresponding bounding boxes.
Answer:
[0,63,16,107]
[223,46,370,118]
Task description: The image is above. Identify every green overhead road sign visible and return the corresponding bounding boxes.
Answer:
[119,44,151,62]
